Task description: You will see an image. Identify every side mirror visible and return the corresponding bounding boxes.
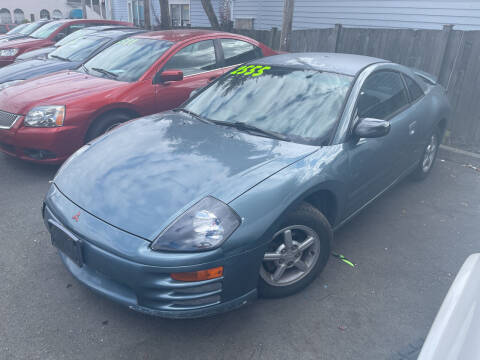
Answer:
[153,69,183,84]
[353,118,390,138]
[54,32,66,42]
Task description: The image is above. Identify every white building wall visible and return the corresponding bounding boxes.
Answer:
[0,0,72,23]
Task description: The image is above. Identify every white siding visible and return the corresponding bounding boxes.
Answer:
[190,0,220,27]
[229,0,480,30]
[111,0,129,22]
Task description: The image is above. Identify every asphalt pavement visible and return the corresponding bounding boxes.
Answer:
[1,150,479,360]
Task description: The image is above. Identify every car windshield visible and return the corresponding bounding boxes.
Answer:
[30,22,64,39]
[6,24,27,34]
[55,28,98,47]
[184,65,353,144]
[17,21,46,35]
[81,38,173,82]
[48,35,110,62]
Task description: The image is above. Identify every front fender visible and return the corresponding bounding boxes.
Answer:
[225,145,348,257]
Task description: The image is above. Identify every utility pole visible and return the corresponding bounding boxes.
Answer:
[81,0,87,19]
[280,0,294,51]
[159,0,171,29]
[144,0,151,29]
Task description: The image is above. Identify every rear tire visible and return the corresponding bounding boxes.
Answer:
[258,202,332,298]
[85,111,133,143]
[411,129,440,181]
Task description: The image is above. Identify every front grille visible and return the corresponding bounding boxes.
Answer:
[0,110,19,129]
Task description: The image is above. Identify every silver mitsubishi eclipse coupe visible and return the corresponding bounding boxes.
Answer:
[42,53,450,318]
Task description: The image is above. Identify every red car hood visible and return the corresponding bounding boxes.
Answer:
[0,71,127,115]
[0,37,50,50]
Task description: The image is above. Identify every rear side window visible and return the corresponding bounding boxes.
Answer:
[65,23,87,34]
[164,40,218,76]
[0,25,7,34]
[220,39,262,67]
[404,75,424,102]
[357,71,409,120]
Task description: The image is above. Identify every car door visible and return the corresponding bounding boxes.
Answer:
[154,39,223,111]
[345,70,412,215]
[402,73,428,164]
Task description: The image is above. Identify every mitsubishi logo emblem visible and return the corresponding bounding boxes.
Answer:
[72,212,80,222]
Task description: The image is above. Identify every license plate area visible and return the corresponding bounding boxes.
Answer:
[49,220,83,267]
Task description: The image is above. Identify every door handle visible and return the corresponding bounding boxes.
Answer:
[409,121,416,135]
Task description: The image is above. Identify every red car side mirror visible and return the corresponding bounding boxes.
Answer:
[155,70,183,83]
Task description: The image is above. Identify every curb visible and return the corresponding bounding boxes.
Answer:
[439,145,480,167]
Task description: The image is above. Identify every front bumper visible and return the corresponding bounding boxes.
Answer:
[0,119,84,164]
[43,186,263,318]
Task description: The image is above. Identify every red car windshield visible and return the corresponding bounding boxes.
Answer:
[30,22,64,39]
[81,38,173,82]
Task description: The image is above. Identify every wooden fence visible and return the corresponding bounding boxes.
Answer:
[233,25,480,147]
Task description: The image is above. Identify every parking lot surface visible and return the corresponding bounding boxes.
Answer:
[1,151,479,360]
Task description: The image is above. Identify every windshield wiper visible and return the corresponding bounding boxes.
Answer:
[50,54,70,62]
[91,67,118,78]
[216,121,288,141]
[173,108,214,124]
[81,64,90,74]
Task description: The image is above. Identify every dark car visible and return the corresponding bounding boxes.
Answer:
[0,24,16,34]
[42,53,450,318]
[0,28,146,90]
[0,19,132,67]
[15,25,139,62]
[0,20,51,42]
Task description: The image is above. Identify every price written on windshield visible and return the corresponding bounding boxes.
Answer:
[230,65,271,77]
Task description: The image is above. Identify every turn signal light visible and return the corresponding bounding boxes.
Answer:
[171,266,223,282]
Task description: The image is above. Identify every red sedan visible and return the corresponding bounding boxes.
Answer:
[0,19,131,67]
[0,30,277,163]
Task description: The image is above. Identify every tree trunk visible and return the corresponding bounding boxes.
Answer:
[201,0,220,29]
[280,0,294,51]
[81,0,87,19]
[159,0,171,29]
[144,0,151,29]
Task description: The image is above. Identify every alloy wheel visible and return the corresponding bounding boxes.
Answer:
[260,225,321,287]
[422,134,438,173]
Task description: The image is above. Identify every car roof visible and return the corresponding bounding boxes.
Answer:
[94,28,146,38]
[134,29,243,42]
[79,25,139,31]
[254,53,390,76]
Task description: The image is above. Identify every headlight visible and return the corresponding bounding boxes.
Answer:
[0,79,24,90]
[0,48,19,57]
[151,196,241,252]
[25,105,65,127]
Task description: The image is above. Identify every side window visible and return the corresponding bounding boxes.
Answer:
[220,39,263,67]
[65,23,86,35]
[357,71,409,120]
[164,40,217,76]
[404,75,424,102]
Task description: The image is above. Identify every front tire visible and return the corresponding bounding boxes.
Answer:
[258,202,332,298]
[85,111,133,143]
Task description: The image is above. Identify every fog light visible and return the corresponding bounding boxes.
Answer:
[171,266,223,282]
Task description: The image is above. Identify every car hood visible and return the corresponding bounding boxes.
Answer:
[54,112,318,241]
[16,46,55,60]
[0,58,78,84]
[0,71,126,114]
[0,37,47,50]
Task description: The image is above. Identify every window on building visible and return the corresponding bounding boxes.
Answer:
[170,4,190,27]
[0,8,12,24]
[128,0,145,27]
[40,9,50,20]
[13,9,25,24]
[52,9,63,20]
